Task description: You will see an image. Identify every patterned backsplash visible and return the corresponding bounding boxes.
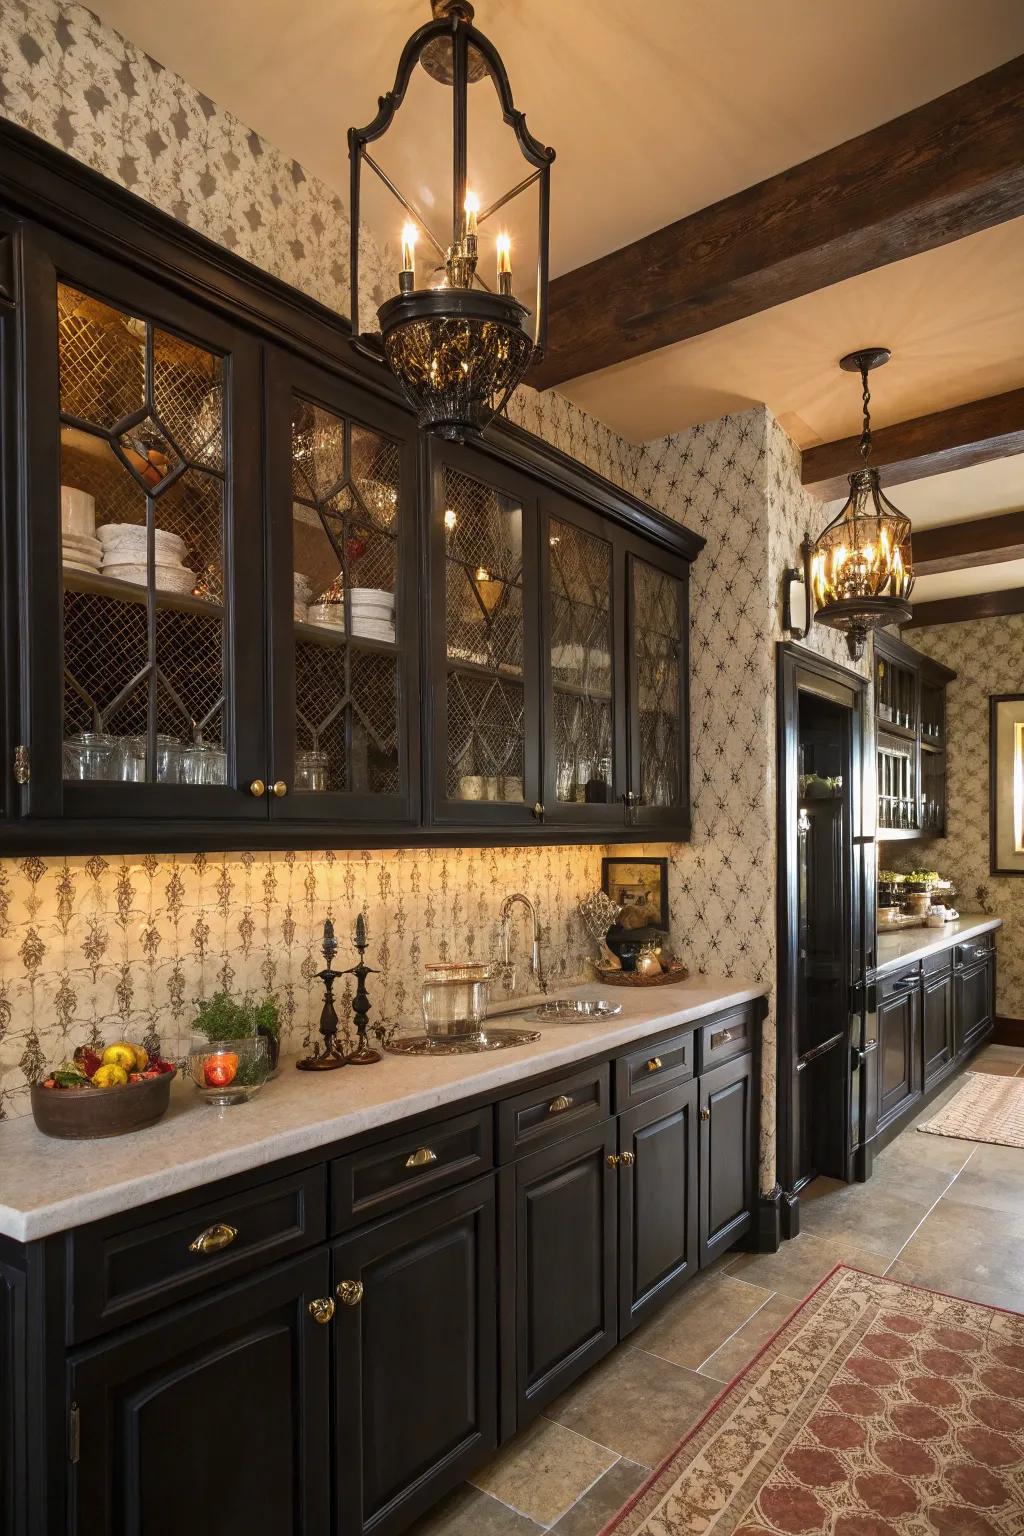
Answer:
[0,845,614,1118]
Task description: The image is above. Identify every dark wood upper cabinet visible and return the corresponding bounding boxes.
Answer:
[625,542,691,833]
[874,632,955,841]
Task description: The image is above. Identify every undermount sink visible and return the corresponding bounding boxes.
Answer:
[518,999,622,1025]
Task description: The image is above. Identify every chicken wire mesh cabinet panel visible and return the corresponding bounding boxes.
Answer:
[428,441,542,828]
[540,498,626,830]
[264,351,419,827]
[626,548,690,834]
[15,234,265,830]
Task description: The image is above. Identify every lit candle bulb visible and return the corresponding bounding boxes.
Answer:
[496,232,512,295]
[400,222,417,293]
[464,190,479,238]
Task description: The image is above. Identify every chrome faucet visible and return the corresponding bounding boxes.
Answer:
[498,892,548,994]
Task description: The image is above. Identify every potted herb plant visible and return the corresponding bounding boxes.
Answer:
[192,991,282,1074]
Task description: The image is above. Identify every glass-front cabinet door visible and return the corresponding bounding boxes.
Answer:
[19,236,264,823]
[541,495,625,826]
[266,355,418,825]
[626,542,690,833]
[428,441,541,827]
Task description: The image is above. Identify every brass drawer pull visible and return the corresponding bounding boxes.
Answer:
[308,1297,335,1325]
[712,1028,736,1048]
[548,1093,573,1113]
[249,779,266,797]
[189,1222,238,1256]
[272,779,288,797]
[336,1279,364,1307]
[620,1150,635,1167]
[405,1146,438,1169]
[700,1106,711,1121]
[646,1057,663,1073]
[606,1153,621,1168]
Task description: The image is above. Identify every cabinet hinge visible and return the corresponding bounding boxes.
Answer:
[12,744,30,784]
[69,1402,80,1464]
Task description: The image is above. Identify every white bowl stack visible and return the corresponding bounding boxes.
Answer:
[61,485,102,574]
[97,523,196,594]
[349,587,396,643]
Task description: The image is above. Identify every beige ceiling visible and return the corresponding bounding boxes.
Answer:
[913,556,1024,606]
[870,455,1024,532]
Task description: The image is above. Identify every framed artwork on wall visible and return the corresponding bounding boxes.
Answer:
[989,693,1024,877]
[601,856,669,931]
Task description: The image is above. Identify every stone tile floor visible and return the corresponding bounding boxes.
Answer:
[409,1044,1024,1535]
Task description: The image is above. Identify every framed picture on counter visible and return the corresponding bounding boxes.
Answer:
[601,856,669,931]
[990,693,1024,877]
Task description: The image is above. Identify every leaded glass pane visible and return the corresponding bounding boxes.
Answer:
[633,559,682,809]
[548,517,613,803]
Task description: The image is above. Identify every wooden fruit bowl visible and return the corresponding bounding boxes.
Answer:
[31,1068,177,1140]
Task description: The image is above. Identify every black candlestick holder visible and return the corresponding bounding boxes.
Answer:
[296,919,349,1071]
[343,912,381,1065]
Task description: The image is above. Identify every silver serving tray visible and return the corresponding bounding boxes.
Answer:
[388,1027,541,1056]
[526,999,622,1022]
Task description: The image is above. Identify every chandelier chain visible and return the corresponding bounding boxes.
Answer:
[859,364,873,465]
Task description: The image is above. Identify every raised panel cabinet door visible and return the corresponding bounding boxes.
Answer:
[510,1120,617,1426]
[264,350,419,826]
[427,438,542,828]
[68,1249,331,1536]
[699,1054,754,1267]
[624,542,690,836]
[19,229,266,824]
[618,1080,698,1337]
[332,1176,498,1536]
[922,972,954,1088]
[955,960,993,1056]
[877,985,920,1126]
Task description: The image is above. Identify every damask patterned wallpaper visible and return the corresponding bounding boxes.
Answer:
[891,616,1024,1020]
[0,2,846,1200]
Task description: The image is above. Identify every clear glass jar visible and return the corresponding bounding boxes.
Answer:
[295,749,330,791]
[421,963,492,1038]
[181,742,227,785]
[63,731,116,781]
[187,1034,270,1107]
[110,736,146,782]
[154,734,183,784]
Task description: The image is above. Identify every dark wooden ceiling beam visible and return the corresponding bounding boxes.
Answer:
[801,388,1024,500]
[529,55,1024,390]
[903,586,1024,627]
[913,510,1024,576]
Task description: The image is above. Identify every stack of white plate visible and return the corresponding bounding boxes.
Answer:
[61,485,102,574]
[98,523,196,594]
[62,531,104,575]
[294,571,313,622]
[349,587,396,643]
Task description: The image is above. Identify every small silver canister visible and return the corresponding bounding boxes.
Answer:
[421,963,492,1038]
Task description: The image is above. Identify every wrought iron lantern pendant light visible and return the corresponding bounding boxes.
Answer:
[806,348,915,660]
[348,0,555,441]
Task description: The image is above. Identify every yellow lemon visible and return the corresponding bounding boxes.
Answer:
[131,1043,149,1071]
[93,1063,129,1088]
[101,1042,137,1072]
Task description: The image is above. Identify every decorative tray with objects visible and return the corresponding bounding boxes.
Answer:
[595,962,690,987]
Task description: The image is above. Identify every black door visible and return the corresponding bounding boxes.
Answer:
[623,537,690,835]
[922,969,954,1088]
[332,1176,497,1536]
[19,226,266,826]
[68,1250,331,1535]
[264,349,419,826]
[955,959,993,1056]
[427,439,542,829]
[507,1119,617,1426]
[539,493,627,829]
[618,1081,698,1336]
[699,1053,754,1266]
[877,975,921,1126]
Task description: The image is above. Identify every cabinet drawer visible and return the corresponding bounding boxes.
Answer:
[614,1030,693,1109]
[497,1064,609,1161]
[955,935,993,968]
[880,965,920,1001]
[330,1108,493,1233]
[923,947,953,978]
[68,1164,326,1343]
[699,1006,755,1071]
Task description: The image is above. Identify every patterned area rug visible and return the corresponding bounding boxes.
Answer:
[601,1265,1024,1535]
[918,1071,1024,1149]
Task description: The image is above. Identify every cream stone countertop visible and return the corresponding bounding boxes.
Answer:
[0,974,763,1243]
[875,915,1002,976]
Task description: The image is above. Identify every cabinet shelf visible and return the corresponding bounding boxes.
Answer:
[63,569,223,619]
[551,679,612,704]
[294,618,397,656]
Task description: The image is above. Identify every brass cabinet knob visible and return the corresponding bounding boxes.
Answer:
[620,1150,635,1167]
[646,1057,663,1073]
[548,1093,573,1113]
[700,1106,711,1121]
[405,1146,438,1169]
[336,1279,364,1307]
[308,1296,336,1325]
[249,779,266,797]
[606,1153,621,1168]
[532,801,545,820]
[189,1222,238,1255]
[272,780,288,797]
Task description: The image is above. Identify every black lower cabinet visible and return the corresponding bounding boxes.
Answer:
[877,976,920,1128]
[618,1081,698,1337]
[699,1054,754,1267]
[507,1120,617,1427]
[68,1249,331,1536]
[922,967,954,1089]
[956,959,993,1056]
[332,1176,498,1536]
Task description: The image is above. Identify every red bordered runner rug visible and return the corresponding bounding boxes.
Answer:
[601,1264,1024,1535]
